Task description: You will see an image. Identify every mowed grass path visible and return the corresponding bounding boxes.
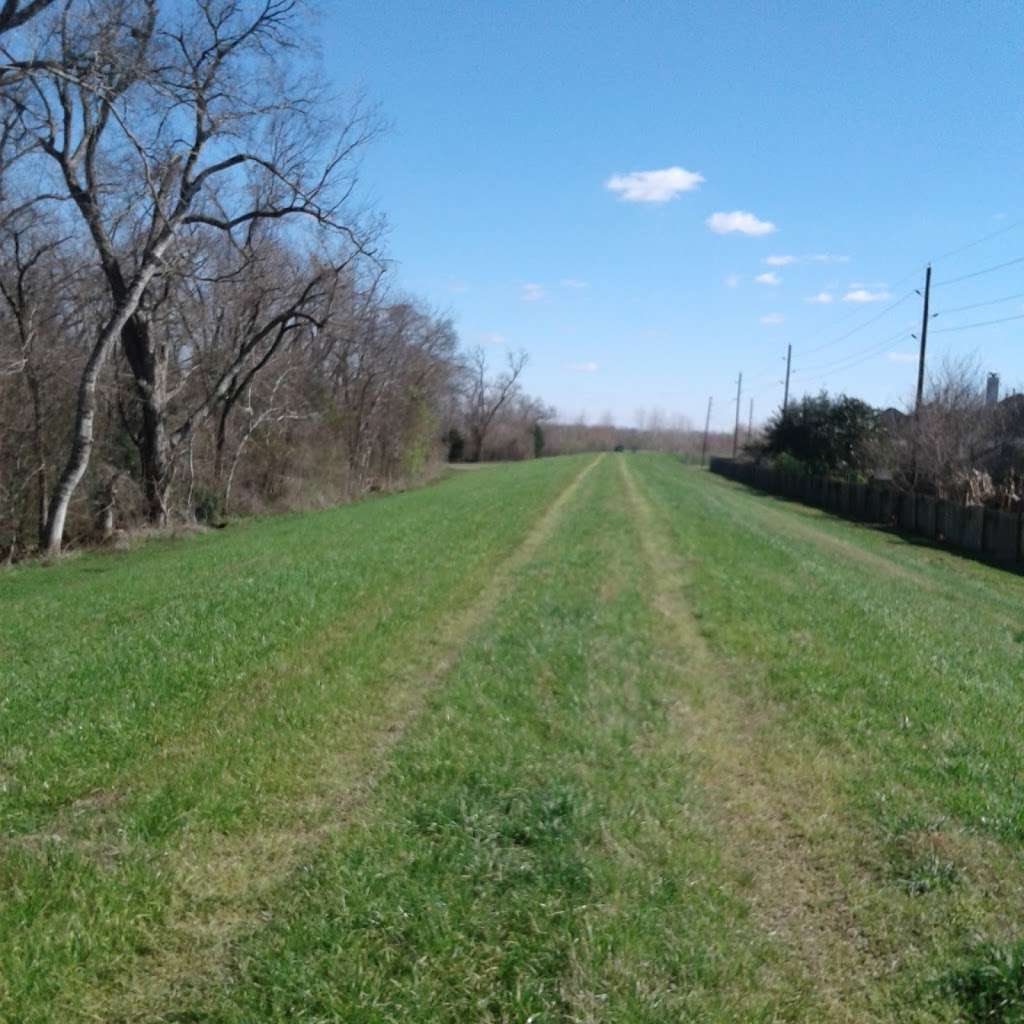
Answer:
[4,454,1024,1021]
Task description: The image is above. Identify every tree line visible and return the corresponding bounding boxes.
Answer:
[752,358,1024,509]
[0,0,561,561]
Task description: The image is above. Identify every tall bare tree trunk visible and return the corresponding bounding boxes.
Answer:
[122,313,172,525]
[44,261,166,555]
[43,343,106,555]
[469,427,484,463]
[26,371,47,546]
[214,384,242,487]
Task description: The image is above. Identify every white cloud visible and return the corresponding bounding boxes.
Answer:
[724,273,741,288]
[560,277,589,289]
[765,253,847,267]
[448,279,469,294]
[605,166,705,202]
[887,351,917,364]
[706,210,776,236]
[478,332,506,346]
[755,271,780,285]
[568,361,599,373]
[521,282,545,302]
[805,292,834,304]
[760,313,784,325]
[843,288,891,303]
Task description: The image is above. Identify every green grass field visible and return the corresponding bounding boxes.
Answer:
[4,452,1024,1022]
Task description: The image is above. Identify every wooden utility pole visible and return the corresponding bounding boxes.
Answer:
[732,372,743,457]
[747,397,754,442]
[783,343,792,413]
[914,264,932,416]
[700,396,712,466]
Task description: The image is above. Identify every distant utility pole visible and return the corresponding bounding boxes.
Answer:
[732,372,743,457]
[783,343,792,413]
[700,396,712,466]
[914,264,933,417]
[747,397,754,442]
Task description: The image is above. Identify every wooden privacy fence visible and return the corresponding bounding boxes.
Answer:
[707,457,1024,565]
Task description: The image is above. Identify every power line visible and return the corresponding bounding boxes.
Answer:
[931,217,1024,264]
[800,291,916,358]
[934,253,1024,288]
[792,326,914,376]
[793,339,914,389]
[709,219,1024,430]
[753,250,1020,396]
[792,340,913,388]
[785,269,923,352]
[767,219,1023,359]
[931,290,1024,317]
[931,311,1024,334]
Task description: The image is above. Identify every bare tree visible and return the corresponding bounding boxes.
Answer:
[876,356,1013,502]
[462,348,527,462]
[3,0,379,552]
[0,223,68,544]
[0,0,57,34]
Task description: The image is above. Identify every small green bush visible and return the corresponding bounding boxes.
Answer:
[943,940,1024,1022]
[192,487,223,524]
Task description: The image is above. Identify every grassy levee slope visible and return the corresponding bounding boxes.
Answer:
[1,455,593,1020]
[5,452,1024,1022]
[632,455,1024,1021]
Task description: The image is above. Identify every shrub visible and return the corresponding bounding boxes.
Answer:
[943,940,1024,1022]
[756,391,879,477]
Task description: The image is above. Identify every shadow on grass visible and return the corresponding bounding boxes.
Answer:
[714,476,1024,581]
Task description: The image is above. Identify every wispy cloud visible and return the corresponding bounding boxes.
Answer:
[843,287,891,303]
[448,279,469,294]
[560,277,589,289]
[765,253,847,267]
[755,271,781,285]
[805,291,833,304]
[478,332,506,346]
[887,351,917,364]
[724,273,741,288]
[521,282,546,302]
[707,210,776,236]
[568,361,599,373]
[760,313,785,325]
[605,166,704,202]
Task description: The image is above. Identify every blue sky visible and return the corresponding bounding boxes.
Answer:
[323,0,1024,430]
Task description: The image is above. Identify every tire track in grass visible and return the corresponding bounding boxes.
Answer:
[94,454,605,1023]
[156,453,787,1023]
[619,456,894,1021]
